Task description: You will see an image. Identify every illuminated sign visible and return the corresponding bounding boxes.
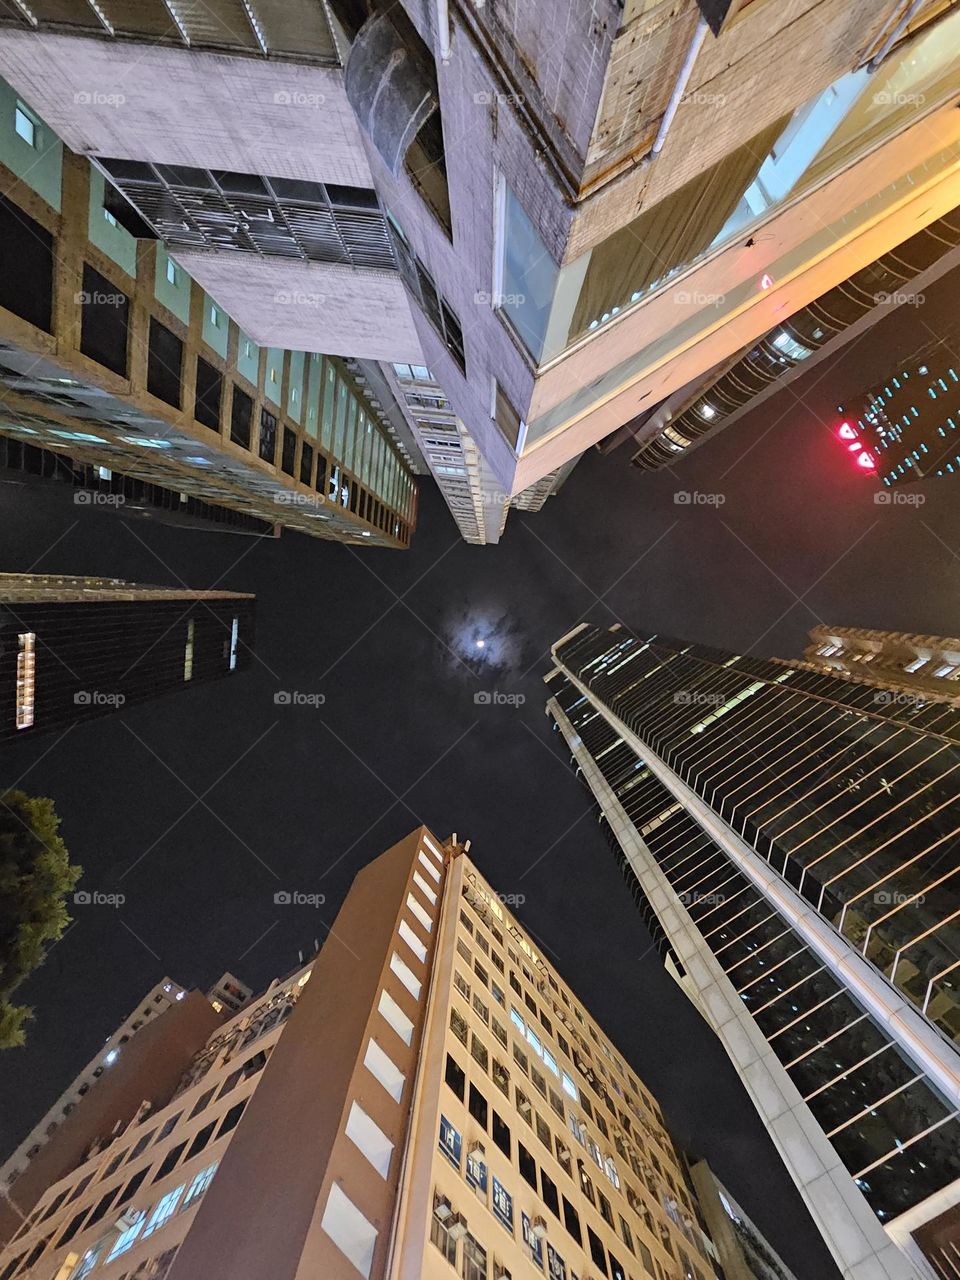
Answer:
[492,1177,513,1232]
[466,1150,487,1193]
[522,1213,544,1269]
[439,1116,461,1169]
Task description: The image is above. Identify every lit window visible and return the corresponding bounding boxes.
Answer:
[398,919,427,965]
[561,1072,577,1100]
[14,103,36,147]
[16,632,35,730]
[181,1161,218,1211]
[344,1101,394,1178]
[166,260,178,286]
[142,1184,185,1237]
[406,893,432,933]
[183,619,195,682]
[106,1209,147,1262]
[510,1009,525,1035]
[229,616,239,671]
[103,209,118,226]
[210,305,220,327]
[378,988,414,1045]
[390,952,421,1000]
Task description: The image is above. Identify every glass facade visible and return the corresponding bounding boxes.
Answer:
[548,625,960,1224]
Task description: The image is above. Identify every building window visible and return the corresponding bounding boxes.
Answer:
[345,1101,394,1179]
[106,1209,147,1263]
[445,1053,466,1102]
[518,1142,537,1190]
[142,1185,185,1238]
[470,1035,488,1073]
[492,1111,511,1159]
[166,259,178,285]
[15,632,35,730]
[229,616,239,671]
[587,1226,607,1273]
[430,1213,457,1264]
[468,1083,488,1130]
[562,1196,582,1246]
[181,1161,218,1211]
[461,1233,487,1280]
[183,619,195,681]
[14,102,36,147]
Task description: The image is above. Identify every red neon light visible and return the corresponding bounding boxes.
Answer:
[837,422,857,441]
[856,451,876,470]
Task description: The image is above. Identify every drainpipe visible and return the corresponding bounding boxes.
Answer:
[650,17,709,160]
[868,0,925,71]
[436,0,452,62]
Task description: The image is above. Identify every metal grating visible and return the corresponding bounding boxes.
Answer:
[99,160,398,270]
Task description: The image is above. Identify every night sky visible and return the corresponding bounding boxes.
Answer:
[4,276,960,1280]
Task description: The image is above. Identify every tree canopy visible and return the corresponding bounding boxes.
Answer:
[0,790,81,1049]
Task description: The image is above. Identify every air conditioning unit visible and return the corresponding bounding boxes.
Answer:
[114,1209,141,1232]
[433,1195,453,1222]
[447,1213,469,1241]
[468,1140,485,1156]
[530,1216,548,1240]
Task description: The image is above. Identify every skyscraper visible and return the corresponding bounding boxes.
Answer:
[1,0,958,538]
[0,96,418,549]
[845,347,960,488]
[0,828,784,1280]
[546,623,960,1280]
[0,574,255,740]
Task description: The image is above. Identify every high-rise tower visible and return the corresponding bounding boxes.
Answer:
[0,828,787,1280]
[546,623,960,1280]
[0,574,255,740]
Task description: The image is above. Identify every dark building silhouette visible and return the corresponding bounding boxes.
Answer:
[1,574,255,741]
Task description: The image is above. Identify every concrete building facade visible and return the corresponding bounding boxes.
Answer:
[791,625,960,705]
[0,827,784,1280]
[3,1,958,539]
[546,623,960,1280]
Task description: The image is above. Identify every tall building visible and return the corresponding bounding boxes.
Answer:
[0,574,255,741]
[1,0,958,539]
[0,89,418,550]
[621,211,960,473]
[546,623,960,1280]
[843,346,960,488]
[0,979,188,1203]
[789,625,960,704]
[0,827,787,1280]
